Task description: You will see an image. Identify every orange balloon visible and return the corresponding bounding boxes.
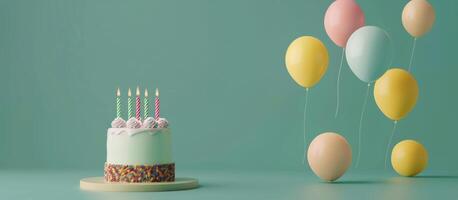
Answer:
[402,0,435,37]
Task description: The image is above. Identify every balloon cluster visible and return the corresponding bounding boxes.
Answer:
[284,0,434,182]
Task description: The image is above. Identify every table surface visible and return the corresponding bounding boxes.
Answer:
[1,169,457,200]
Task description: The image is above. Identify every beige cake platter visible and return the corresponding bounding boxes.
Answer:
[80,177,199,192]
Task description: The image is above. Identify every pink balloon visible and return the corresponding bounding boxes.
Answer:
[324,0,365,48]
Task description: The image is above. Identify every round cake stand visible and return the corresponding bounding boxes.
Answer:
[80,177,198,192]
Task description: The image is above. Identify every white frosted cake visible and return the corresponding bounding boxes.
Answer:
[105,88,174,183]
[106,128,172,166]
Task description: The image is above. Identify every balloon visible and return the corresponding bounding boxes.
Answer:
[324,0,365,48]
[285,36,329,88]
[402,0,435,38]
[346,26,393,83]
[391,140,428,176]
[307,132,352,182]
[374,68,419,121]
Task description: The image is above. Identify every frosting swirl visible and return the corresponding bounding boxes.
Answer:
[141,117,157,128]
[126,118,142,128]
[157,118,169,128]
[111,117,126,128]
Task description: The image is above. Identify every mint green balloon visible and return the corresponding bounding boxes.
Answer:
[345,26,393,83]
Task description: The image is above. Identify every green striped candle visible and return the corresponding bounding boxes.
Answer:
[116,88,121,118]
[144,89,149,118]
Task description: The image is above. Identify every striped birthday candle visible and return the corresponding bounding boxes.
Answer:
[136,86,141,120]
[127,88,133,119]
[116,88,121,118]
[144,89,149,119]
[155,88,160,120]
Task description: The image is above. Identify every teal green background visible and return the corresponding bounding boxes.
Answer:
[0,0,456,174]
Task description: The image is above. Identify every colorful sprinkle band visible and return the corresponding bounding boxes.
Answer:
[104,163,175,183]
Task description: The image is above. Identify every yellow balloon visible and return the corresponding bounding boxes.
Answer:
[391,140,428,177]
[285,36,329,88]
[374,68,418,121]
[402,0,435,38]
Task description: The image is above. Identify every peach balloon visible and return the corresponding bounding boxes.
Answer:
[324,0,365,47]
[402,0,435,38]
[307,132,352,182]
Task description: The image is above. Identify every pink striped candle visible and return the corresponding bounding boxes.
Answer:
[155,88,160,120]
[136,86,141,120]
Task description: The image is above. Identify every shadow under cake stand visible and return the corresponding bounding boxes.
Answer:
[80,177,199,192]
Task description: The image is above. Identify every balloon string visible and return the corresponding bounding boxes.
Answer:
[303,88,310,165]
[355,83,371,168]
[408,37,417,72]
[384,120,398,169]
[335,48,345,118]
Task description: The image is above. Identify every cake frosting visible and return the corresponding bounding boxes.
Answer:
[156,118,169,128]
[141,117,157,128]
[106,128,172,164]
[111,117,126,128]
[126,117,142,128]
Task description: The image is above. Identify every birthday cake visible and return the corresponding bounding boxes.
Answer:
[104,87,175,183]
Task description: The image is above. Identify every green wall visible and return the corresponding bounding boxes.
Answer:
[0,0,456,172]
